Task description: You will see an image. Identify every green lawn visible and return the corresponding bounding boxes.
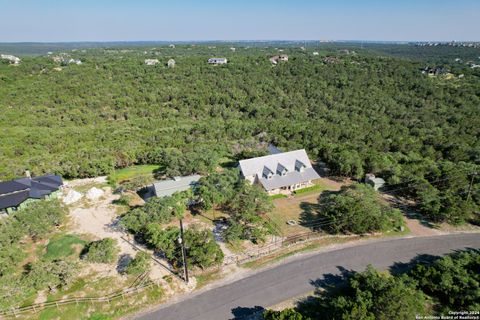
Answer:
[267,180,340,236]
[293,183,328,196]
[108,164,161,185]
[44,234,86,260]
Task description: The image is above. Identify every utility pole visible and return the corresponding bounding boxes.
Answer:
[466,172,477,203]
[178,219,189,283]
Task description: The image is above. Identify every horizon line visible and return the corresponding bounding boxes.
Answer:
[1,39,480,44]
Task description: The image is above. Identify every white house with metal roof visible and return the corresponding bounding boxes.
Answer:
[152,175,201,198]
[239,149,320,195]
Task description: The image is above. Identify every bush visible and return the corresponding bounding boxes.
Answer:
[410,250,480,311]
[25,259,77,291]
[145,224,223,269]
[121,191,189,234]
[318,183,403,234]
[15,199,67,240]
[263,309,304,320]
[84,238,119,264]
[308,266,425,320]
[125,251,151,275]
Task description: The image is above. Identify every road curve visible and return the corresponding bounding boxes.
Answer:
[135,233,480,320]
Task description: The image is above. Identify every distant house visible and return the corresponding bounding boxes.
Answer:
[208,58,228,65]
[0,174,63,214]
[269,55,289,64]
[239,148,320,195]
[167,59,176,68]
[421,66,446,76]
[145,59,160,66]
[365,174,385,191]
[312,52,319,56]
[1,54,21,65]
[152,175,201,198]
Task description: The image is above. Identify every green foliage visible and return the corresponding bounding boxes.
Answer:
[121,175,154,192]
[410,250,480,311]
[263,309,305,320]
[84,238,119,264]
[313,266,425,320]
[15,199,67,240]
[0,46,478,224]
[24,259,77,291]
[224,182,274,243]
[195,168,240,210]
[125,251,151,275]
[183,225,224,269]
[0,199,66,277]
[317,183,403,234]
[145,224,223,269]
[121,191,190,233]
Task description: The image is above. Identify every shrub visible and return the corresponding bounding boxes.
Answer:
[318,183,403,234]
[84,238,119,264]
[145,224,223,269]
[125,251,151,275]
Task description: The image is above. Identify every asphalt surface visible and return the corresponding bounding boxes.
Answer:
[135,233,480,320]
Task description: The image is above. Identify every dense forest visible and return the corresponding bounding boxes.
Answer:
[1,43,479,222]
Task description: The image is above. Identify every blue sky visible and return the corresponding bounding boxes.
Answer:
[1,0,479,42]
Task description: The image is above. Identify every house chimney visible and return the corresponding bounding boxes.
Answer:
[25,169,31,178]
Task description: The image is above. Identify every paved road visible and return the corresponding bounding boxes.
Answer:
[135,234,480,320]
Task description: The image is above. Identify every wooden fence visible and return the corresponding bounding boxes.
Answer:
[0,274,157,318]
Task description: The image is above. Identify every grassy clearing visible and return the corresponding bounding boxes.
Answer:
[22,285,164,320]
[267,180,341,236]
[293,183,328,196]
[44,234,86,260]
[108,164,161,185]
[269,194,287,200]
[73,181,109,194]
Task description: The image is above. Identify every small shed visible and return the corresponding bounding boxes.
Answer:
[152,175,201,198]
[167,59,176,68]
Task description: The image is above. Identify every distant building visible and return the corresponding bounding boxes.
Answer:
[145,59,160,66]
[0,174,63,214]
[421,66,446,76]
[269,55,289,64]
[239,148,320,195]
[152,175,201,198]
[167,59,176,68]
[68,59,82,65]
[208,58,228,65]
[169,44,175,49]
[1,54,21,65]
[312,52,319,56]
[365,174,385,191]
[230,47,236,52]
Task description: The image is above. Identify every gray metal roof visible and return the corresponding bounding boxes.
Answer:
[267,144,283,155]
[239,149,320,191]
[153,175,201,198]
[0,174,63,210]
[259,167,320,191]
[239,149,313,177]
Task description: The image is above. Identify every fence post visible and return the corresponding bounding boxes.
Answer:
[12,307,18,318]
[55,302,59,309]
[33,305,37,313]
